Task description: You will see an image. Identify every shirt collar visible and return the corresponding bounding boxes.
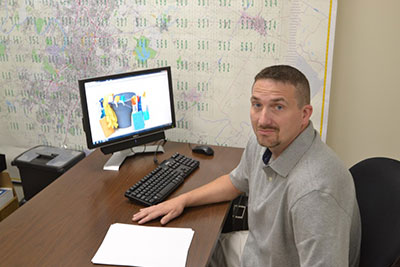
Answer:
[263,121,316,177]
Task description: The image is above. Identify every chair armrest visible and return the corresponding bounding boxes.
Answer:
[391,256,400,267]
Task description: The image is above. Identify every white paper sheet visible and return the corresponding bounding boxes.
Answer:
[92,223,194,267]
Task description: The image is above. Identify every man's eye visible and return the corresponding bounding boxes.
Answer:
[252,102,261,108]
[275,105,283,110]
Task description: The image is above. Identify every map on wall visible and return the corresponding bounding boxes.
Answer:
[0,0,337,153]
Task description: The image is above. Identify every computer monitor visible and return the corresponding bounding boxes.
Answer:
[79,66,176,170]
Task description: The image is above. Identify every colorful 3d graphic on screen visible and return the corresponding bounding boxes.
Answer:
[98,92,150,138]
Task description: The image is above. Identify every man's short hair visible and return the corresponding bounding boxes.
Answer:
[254,65,310,107]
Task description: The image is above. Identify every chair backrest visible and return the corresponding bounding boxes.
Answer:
[350,157,400,267]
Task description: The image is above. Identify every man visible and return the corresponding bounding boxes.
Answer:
[133,65,361,266]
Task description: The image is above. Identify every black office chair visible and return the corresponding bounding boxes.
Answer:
[350,157,400,267]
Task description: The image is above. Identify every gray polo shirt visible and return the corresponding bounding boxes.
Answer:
[230,122,361,266]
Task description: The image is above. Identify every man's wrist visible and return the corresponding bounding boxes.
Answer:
[178,191,192,208]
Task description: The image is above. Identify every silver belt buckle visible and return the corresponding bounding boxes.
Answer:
[233,204,246,219]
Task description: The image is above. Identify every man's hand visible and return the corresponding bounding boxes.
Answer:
[132,195,186,225]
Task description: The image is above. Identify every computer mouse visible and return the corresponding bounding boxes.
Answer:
[192,145,214,156]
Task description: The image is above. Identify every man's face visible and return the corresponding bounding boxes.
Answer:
[250,79,312,158]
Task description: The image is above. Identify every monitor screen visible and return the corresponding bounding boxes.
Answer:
[79,67,175,153]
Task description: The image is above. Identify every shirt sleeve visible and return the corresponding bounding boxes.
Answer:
[290,190,352,267]
[229,136,258,194]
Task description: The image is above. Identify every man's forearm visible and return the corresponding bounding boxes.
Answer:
[132,174,241,225]
[181,174,242,207]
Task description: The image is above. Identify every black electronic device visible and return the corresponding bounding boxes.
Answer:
[79,67,176,170]
[192,145,214,156]
[124,153,199,206]
[0,154,6,172]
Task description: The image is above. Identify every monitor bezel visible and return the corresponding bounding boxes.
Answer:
[78,66,176,151]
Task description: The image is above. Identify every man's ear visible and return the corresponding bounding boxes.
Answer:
[302,104,313,122]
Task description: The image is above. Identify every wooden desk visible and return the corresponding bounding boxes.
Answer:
[0,142,243,267]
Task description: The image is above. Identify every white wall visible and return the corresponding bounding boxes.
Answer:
[327,0,400,167]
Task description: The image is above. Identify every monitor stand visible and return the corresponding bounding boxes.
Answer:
[103,145,164,171]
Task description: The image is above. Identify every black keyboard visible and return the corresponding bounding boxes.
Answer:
[124,153,199,206]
